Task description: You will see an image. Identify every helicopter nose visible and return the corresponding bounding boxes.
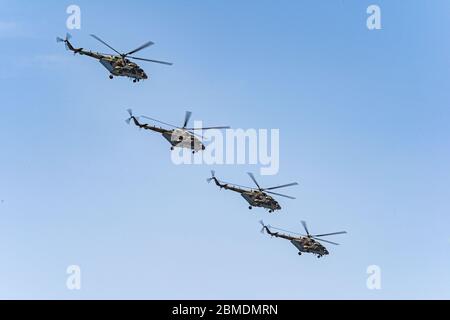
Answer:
[143,73,148,79]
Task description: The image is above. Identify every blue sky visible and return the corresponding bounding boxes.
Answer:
[0,0,449,299]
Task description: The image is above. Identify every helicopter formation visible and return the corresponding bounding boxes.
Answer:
[57,32,347,258]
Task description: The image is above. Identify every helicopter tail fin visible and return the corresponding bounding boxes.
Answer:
[206,170,222,187]
[259,220,275,236]
[125,109,144,128]
[57,33,82,54]
[259,220,266,234]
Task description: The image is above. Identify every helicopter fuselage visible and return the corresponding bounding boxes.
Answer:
[162,128,205,152]
[241,190,281,212]
[98,55,148,80]
[290,237,329,257]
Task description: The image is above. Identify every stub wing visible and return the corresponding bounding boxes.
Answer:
[99,58,115,72]
[291,240,304,252]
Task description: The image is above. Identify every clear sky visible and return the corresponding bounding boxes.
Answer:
[0,0,449,299]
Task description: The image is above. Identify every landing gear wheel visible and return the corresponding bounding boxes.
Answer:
[109,75,113,79]
[133,79,137,83]
[170,147,174,151]
[192,150,195,154]
[249,206,252,210]
[269,210,273,213]
[298,252,302,256]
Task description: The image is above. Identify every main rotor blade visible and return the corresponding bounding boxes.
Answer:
[301,221,310,236]
[222,181,253,189]
[129,56,173,65]
[265,191,296,200]
[90,34,122,56]
[247,172,262,190]
[312,237,340,246]
[125,41,154,56]
[269,226,305,237]
[313,231,347,237]
[140,115,179,129]
[263,182,299,191]
[187,130,204,140]
[186,126,230,131]
[183,111,192,128]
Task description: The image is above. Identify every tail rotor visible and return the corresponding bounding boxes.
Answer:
[56,33,73,54]
[259,220,273,235]
[56,33,72,51]
[125,109,135,125]
[56,33,71,43]
[259,220,266,234]
[206,170,216,183]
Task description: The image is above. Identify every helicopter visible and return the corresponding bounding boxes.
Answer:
[56,33,172,82]
[207,171,298,213]
[126,109,230,153]
[259,220,347,258]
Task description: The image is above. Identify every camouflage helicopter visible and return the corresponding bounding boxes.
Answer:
[126,109,229,153]
[207,171,298,213]
[259,220,347,258]
[56,33,172,82]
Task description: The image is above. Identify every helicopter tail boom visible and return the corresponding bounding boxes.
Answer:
[206,171,242,192]
[65,40,79,53]
[259,221,279,237]
[131,116,142,127]
[206,171,221,186]
[207,176,223,188]
[207,171,252,194]
[57,34,103,59]
[125,109,170,134]
[263,225,275,236]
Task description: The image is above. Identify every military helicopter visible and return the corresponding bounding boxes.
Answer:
[56,33,172,82]
[207,171,298,213]
[259,220,347,258]
[126,109,230,153]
